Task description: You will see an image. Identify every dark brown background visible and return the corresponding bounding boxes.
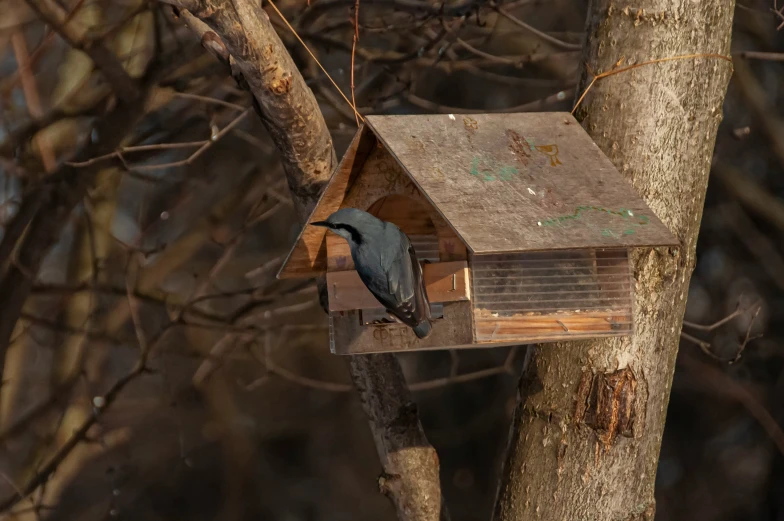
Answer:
[0,0,781,520]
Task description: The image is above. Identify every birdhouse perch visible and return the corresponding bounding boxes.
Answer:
[277,113,678,355]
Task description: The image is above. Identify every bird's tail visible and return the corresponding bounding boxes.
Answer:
[413,319,432,339]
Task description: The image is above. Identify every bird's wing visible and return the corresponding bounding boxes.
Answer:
[377,232,429,327]
[382,233,415,304]
[408,242,431,322]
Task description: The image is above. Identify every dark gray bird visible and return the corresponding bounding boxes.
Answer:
[311,207,432,339]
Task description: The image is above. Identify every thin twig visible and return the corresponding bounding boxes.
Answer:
[681,301,762,363]
[266,0,363,122]
[172,91,247,110]
[682,354,784,456]
[682,305,751,332]
[572,53,733,114]
[126,257,148,354]
[774,0,784,30]
[713,162,784,232]
[350,0,360,126]
[734,50,784,61]
[405,88,574,114]
[0,324,163,513]
[249,335,518,393]
[493,5,582,51]
[66,108,250,170]
[65,141,208,167]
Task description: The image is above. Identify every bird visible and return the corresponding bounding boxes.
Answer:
[311,207,433,339]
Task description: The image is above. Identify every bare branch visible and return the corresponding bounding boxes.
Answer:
[0,327,161,513]
[349,354,445,521]
[682,354,784,456]
[713,162,784,232]
[734,51,784,61]
[492,5,582,51]
[66,107,250,170]
[0,87,155,398]
[681,301,763,364]
[166,3,446,519]
[10,31,55,171]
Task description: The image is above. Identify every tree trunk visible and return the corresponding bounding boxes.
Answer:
[493,2,735,520]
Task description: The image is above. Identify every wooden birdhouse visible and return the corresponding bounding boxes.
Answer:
[277,113,677,355]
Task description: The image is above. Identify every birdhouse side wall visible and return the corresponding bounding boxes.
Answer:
[469,249,634,344]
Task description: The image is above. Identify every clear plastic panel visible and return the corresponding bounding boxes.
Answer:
[471,249,633,342]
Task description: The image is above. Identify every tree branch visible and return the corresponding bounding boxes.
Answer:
[350,354,448,521]
[165,0,336,219]
[164,2,447,519]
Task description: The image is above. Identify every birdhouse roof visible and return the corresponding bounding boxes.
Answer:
[278,112,677,278]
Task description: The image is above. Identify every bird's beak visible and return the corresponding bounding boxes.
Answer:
[310,221,330,228]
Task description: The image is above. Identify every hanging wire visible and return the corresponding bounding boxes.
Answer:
[266,0,365,124]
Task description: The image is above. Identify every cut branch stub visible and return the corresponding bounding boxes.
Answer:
[574,367,637,448]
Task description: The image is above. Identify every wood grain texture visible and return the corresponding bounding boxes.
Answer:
[330,301,474,355]
[281,138,465,277]
[492,2,736,521]
[474,311,632,340]
[278,125,376,277]
[326,261,469,311]
[366,113,678,253]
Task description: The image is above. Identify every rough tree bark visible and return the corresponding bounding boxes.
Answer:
[163,2,446,519]
[493,2,735,521]
[163,0,335,220]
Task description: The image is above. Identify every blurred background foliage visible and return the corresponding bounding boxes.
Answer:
[0,0,781,519]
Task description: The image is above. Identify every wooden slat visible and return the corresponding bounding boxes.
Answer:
[326,261,469,312]
[330,301,474,355]
[365,113,678,253]
[474,311,632,340]
[326,234,353,271]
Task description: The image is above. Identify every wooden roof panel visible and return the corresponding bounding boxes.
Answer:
[365,113,678,253]
[277,125,377,278]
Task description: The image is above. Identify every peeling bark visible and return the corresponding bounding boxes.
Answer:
[493,2,735,520]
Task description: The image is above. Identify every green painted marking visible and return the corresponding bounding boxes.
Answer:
[540,206,650,228]
[470,156,519,182]
[542,206,649,238]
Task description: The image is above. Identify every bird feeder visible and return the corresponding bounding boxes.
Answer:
[277,113,677,355]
